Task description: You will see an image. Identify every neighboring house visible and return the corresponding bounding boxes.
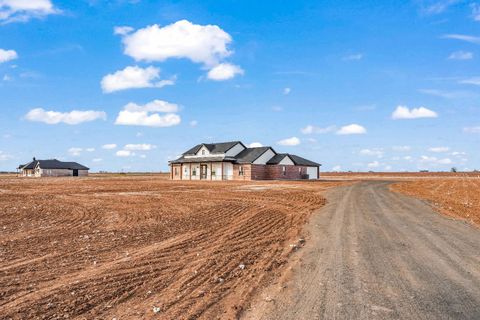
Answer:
[169,141,321,180]
[18,158,89,177]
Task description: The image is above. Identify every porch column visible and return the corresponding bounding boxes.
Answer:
[189,163,192,180]
[210,162,213,180]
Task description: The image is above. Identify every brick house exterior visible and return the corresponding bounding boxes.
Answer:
[169,141,321,181]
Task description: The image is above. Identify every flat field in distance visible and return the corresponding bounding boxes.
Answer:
[0,175,344,319]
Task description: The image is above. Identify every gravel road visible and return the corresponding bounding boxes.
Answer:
[245,181,480,320]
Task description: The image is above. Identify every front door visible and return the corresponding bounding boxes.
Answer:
[73,169,79,176]
[200,164,208,180]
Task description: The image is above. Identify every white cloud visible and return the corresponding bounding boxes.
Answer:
[471,3,480,21]
[301,125,336,134]
[114,26,134,36]
[119,20,233,67]
[343,53,363,61]
[207,63,243,81]
[420,155,452,165]
[92,158,102,162]
[0,49,17,63]
[442,34,480,44]
[0,150,12,161]
[189,120,198,127]
[448,51,473,60]
[367,161,381,168]
[404,156,413,161]
[459,77,480,86]
[283,87,291,95]
[25,108,106,125]
[419,88,473,99]
[463,126,480,133]
[139,154,147,159]
[424,0,459,15]
[248,142,263,148]
[336,124,367,135]
[85,148,95,152]
[101,65,174,93]
[392,145,411,152]
[428,147,450,153]
[332,165,342,171]
[359,149,384,158]
[0,0,60,23]
[391,105,438,120]
[102,144,117,150]
[123,143,155,151]
[116,150,134,157]
[115,99,181,127]
[451,151,466,156]
[68,147,82,156]
[277,137,300,146]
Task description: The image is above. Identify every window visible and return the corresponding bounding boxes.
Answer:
[212,170,216,176]
[202,149,205,155]
[174,167,178,175]
[282,166,286,175]
[298,167,301,173]
[239,166,244,176]
[192,168,197,176]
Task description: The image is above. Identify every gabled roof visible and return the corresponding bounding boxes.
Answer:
[267,153,321,166]
[18,159,89,170]
[169,156,237,164]
[183,141,244,155]
[235,147,274,164]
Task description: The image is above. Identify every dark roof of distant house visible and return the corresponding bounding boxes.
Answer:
[183,141,244,155]
[266,153,288,165]
[18,159,89,170]
[235,147,273,164]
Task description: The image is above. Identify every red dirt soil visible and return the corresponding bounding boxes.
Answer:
[0,176,344,319]
[391,177,480,227]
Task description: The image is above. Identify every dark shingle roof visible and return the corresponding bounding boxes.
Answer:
[267,153,321,166]
[19,159,89,170]
[183,141,244,155]
[235,147,273,164]
[170,156,237,164]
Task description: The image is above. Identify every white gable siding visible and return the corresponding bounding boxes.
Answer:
[253,149,276,165]
[278,156,295,165]
[225,143,245,157]
[196,145,210,156]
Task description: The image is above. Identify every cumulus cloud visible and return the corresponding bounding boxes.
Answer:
[367,161,381,168]
[420,155,452,165]
[119,20,232,66]
[428,147,450,153]
[392,145,411,152]
[0,150,12,161]
[102,144,117,150]
[115,99,181,127]
[277,137,300,146]
[301,125,336,134]
[0,49,17,63]
[123,143,155,151]
[189,120,198,127]
[283,87,291,95]
[101,65,174,93]
[442,34,480,44]
[359,149,384,158]
[0,0,60,23]
[117,20,243,80]
[448,51,473,60]
[248,142,263,148]
[391,106,438,119]
[336,124,367,135]
[332,165,342,171]
[116,150,133,157]
[471,3,480,21]
[207,63,243,81]
[25,108,106,125]
[68,147,82,156]
[463,126,480,133]
[92,158,103,162]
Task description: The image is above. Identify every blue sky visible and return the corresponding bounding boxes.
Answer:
[0,0,479,172]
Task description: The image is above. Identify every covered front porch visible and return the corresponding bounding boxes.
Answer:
[171,161,234,180]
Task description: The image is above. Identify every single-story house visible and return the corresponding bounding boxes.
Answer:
[18,158,89,177]
[169,141,321,181]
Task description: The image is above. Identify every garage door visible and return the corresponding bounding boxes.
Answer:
[306,167,318,179]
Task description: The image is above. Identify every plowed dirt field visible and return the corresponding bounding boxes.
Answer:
[392,177,480,226]
[0,176,344,319]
